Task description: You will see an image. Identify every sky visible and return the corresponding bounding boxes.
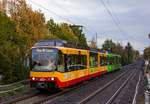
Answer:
[26,0,150,54]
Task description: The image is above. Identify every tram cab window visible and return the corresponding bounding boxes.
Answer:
[57,53,65,72]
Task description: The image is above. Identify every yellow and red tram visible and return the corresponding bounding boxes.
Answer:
[30,39,121,89]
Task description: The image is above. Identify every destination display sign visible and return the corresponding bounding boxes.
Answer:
[32,48,58,54]
[36,49,54,53]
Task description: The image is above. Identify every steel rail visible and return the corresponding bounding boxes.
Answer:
[79,69,130,104]
[132,71,141,104]
[105,70,137,104]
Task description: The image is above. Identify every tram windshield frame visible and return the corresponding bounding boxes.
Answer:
[31,48,58,72]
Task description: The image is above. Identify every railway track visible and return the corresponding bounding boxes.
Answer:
[79,68,141,104]
[79,68,136,104]
[105,71,139,104]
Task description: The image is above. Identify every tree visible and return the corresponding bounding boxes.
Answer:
[133,50,140,60]
[102,39,117,53]
[144,33,150,60]
[0,0,7,12]
[144,47,150,60]
[47,19,78,42]
[115,43,123,54]
[123,42,134,64]
[101,39,138,65]
[69,25,87,45]
[1,0,49,47]
[0,10,28,83]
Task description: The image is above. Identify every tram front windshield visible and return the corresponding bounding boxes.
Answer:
[31,48,58,71]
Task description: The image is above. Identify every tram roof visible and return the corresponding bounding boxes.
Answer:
[33,39,120,56]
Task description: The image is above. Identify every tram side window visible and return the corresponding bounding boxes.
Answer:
[81,55,87,69]
[116,57,118,64]
[65,54,87,71]
[100,56,104,66]
[108,57,111,65]
[64,54,69,72]
[57,53,65,72]
[90,52,98,68]
[111,57,113,65]
[102,57,105,66]
[105,57,108,65]
[103,57,106,65]
[117,57,119,64]
[114,57,116,64]
[106,57,109,65]
[109,57,112,65]
[100,56,102,66]
[112,57,115,64]
[113,57,115,64]
[119,57,121,64]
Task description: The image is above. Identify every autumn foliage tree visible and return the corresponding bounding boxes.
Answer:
[9,0,49,47]
[0,10,28,83]
[1,0,50,48]
[47,19,77,42]
[47,19,87,44]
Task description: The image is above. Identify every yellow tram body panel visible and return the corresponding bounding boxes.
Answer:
[30,68,89,83]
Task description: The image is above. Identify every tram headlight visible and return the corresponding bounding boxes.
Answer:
[51,77,55,80]
[32,77,35,80]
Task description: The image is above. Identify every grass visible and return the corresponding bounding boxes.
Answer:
[0,85,35,98]
[0,83,23,91]
[0,81,35,99]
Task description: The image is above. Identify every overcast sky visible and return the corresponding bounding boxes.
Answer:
[26,0,150,54]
